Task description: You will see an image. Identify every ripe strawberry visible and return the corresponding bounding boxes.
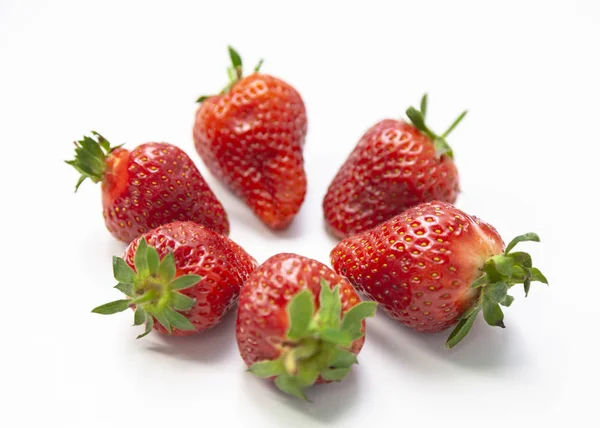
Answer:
[236,253,377,400]
[193,47,307,229]
[66,132,229,243]
[92,221,257,338]
[323,94,466,238]
[331,201,547,348]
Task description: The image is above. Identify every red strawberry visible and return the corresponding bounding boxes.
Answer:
[193,47,307,229]
[331,201,547,348]
[236,253,376,400]
[92,221,257,338]
[66,132,229,243]
[323,95,466,238]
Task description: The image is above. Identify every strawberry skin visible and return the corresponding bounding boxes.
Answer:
[323,95,465,238]
[331,201,547,348]
[67,133,229,243]
[93,221,257,338]
[236,253,376,400]
[193,48,307,229]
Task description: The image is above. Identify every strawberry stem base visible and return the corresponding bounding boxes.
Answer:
[91,238,203,339]
[445,232,548,349]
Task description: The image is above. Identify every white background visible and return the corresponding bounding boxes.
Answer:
[1,0,598,426]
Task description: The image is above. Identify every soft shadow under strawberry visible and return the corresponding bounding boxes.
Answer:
[366,312,530,372]
[242,365,361,424]
[142,311,238,363]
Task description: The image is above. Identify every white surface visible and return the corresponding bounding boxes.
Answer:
[1,0,598,426]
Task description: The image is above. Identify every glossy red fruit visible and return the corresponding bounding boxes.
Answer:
[67,132,229,243]
[323,94,465,238]
[92,221,257,338]
[331,201,548,348]
[193,47,307,229]
[236,253,377,400]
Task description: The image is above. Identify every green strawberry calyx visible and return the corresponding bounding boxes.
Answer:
[196,46,264,103]
[65,131,123,192]
[248,279,377,401]
[445,232,548,349]
[405,93,468,159]
[91,238,201,339]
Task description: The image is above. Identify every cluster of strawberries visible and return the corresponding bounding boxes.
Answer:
[68,47,547,401]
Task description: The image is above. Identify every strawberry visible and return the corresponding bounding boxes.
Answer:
[193,47,307,229]
[323,94,466,238]
[236,253,377,400]
[330,201,548,348]
[66,132,229,243]
[92,221,257,338]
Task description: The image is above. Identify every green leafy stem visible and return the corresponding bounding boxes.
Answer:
[405,93,468,159]
[64,131,123,191]
[196,46,264,103]
[248,280,377,401]
[446,233,548,349]
[92,238,202,339]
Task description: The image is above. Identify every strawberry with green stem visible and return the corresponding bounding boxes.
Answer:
[66,132,229,243]
[93,221,257,337]
[323,94,466,238]
[330,201,548,348]
[193,47,308,229]
[236,253,377,400]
